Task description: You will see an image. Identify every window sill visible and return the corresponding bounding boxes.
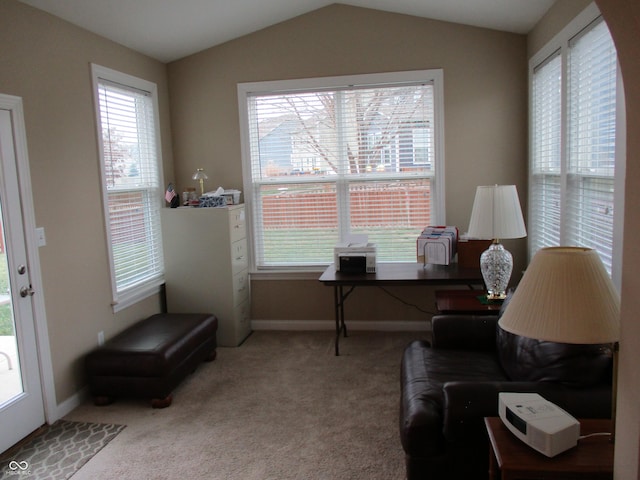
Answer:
[111,279,164,313]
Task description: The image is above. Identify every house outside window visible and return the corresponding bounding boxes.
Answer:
[238,70,445,270]
[529,5,624,286]
[91,64,165,311]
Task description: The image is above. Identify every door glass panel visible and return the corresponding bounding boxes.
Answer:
[0,200,23,406]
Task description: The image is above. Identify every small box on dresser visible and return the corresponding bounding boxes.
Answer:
[161,205,251,347]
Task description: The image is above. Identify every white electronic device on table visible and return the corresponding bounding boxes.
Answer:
[498,392,580,457]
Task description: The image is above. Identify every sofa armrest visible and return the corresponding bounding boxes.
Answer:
[442,380,612,442]
[431,315,497,351]
[399,340,446,458]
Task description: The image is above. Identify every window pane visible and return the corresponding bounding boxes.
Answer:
[244,72,440,268]
[349,179,431,261]
[568,19,617,177]
[567,18,617,273]
[255,182,339,266]
[530,53,562,257]
[529,16,618,276]
[108,190,163,289]
[532,53,562,175]
[95,71,164,298]
[566,176,614,272]
[529,174,561,252]
[251,86,433,179]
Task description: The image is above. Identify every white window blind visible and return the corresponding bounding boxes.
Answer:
[530,52,562,253]
[529,13,619,276]
[92,66,164,308]
[567,18,617,271]
[240,71,443,269]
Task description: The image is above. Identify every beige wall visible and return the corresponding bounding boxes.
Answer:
[594,1,640,477]
[0,0,172,403]
[527,0,593,55]
[167,4,529,323]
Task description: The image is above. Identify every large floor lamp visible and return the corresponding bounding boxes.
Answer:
[498,246,621,441]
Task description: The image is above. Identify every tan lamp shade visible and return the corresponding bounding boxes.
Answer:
[498,246,620,344]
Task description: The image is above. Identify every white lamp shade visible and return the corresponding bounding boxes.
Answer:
[498,247,620,344]
[467,185,527,240]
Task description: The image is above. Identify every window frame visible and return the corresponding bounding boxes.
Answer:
[528,2,625,289]
[238,69,446,273]
[91,64,165,311]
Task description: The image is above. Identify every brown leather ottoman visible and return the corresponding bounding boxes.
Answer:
[85,313,217,408]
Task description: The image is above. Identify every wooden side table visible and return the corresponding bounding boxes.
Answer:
[435,289,502,315]
[485,417,614,480]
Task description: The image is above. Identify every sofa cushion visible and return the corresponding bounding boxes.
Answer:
[496,327,612,387]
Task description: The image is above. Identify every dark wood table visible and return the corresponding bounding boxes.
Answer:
[435,289,502,315]
[319,263,483,355]
[485,417,614,480]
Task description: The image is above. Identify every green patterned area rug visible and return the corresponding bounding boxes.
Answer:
[0,420,125,479]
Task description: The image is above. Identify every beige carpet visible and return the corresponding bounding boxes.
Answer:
[64,330,426,480]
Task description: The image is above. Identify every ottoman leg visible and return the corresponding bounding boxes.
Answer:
[205,350,217,362]
[93,395,114,406]
[151,394,173,409]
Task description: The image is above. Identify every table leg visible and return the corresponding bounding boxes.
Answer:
[334,285,341,356]
[333,285,353,356]
[488,443,497,480]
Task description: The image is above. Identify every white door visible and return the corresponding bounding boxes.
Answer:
[0,106,45,453]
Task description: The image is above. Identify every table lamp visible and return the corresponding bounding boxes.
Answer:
[192,168,208,196]
[499,246,620,440]
[467,185,527,299]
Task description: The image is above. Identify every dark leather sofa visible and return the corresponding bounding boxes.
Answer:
[399,313,613,480]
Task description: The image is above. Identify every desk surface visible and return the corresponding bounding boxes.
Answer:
[485,417,613,480]
[319,262,483,286]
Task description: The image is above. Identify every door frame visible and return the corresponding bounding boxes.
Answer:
[0,93,56,424]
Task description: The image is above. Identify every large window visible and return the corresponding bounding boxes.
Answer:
[529,6,623,282]
[91,65,165,310]
[238,70,444,270]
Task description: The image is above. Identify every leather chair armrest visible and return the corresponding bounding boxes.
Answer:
[442,381,612,442]
[431,315,498,351]
[400,340,446,458]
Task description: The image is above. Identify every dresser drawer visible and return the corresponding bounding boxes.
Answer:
[231,239,248,275]
[233,299,251,341]
[233,270,250,305]
[229,207,246,243]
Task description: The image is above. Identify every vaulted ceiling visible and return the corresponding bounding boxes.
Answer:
[18,0,555,63]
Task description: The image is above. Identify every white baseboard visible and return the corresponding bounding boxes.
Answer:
[51,386,89,422]
[251,319,430,332]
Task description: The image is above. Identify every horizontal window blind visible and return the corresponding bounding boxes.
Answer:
[244,77,438,268]
[529,13,619,276]
[567,18,617,274]
[96,76,164,297]
[530,52,562,253]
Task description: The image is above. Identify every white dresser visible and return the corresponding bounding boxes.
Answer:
[161,205,251,346]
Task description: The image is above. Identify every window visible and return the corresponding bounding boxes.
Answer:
[91,65,165,310]
[238,70,444,270]
[529,6,623,282]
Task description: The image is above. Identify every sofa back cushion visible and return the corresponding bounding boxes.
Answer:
[496,327,612,387]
